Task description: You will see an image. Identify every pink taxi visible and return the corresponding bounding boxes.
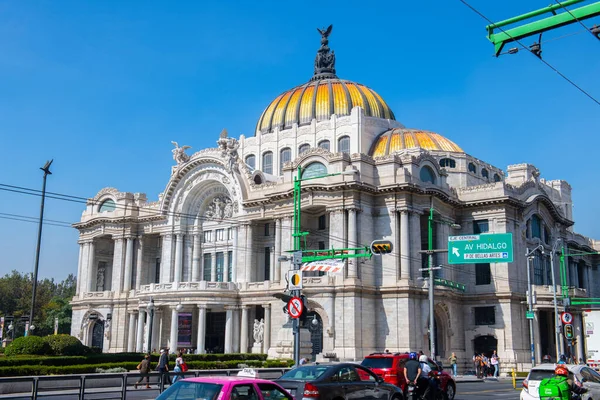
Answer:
[155,375,293,400]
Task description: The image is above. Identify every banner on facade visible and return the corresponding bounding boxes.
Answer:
[178,313,193,346]
[0,317,3,341]
[301,258,344,274]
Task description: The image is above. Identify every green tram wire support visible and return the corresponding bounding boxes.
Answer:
[558,247,600,307]
[486,0,600,56]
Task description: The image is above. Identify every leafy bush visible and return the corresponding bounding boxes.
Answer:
[95,367,128,373]
[4,336,50,356]
[45,335,89,356]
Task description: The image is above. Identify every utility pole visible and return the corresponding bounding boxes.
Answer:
[550,238,564,358]
[526,244,544,367]
[428,207,436,360]
[29,160,53,334]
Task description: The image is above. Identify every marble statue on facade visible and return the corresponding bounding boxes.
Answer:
[171,141,192,164]
[216,129,240,174]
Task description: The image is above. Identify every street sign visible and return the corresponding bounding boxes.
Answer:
[526,311,534,319]
[287,270,303,290]
[287,297,304,319]
[448,233,513,264]
[561,312,573,325]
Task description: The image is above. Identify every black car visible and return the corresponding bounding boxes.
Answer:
[275,362,404,400]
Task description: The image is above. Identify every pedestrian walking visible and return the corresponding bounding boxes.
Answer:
[156,349,172,385]
[134,354,152,389]
[173,351,185,383]
[491,350,499,377]
[448,352,458,377]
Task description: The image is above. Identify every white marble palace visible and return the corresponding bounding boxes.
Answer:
[71,27,600,370]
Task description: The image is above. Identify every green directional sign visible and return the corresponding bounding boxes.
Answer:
[448,233,513,264]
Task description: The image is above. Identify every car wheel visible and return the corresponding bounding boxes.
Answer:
[444,384,455,400]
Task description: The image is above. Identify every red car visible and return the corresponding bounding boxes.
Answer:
[361,352,456,400]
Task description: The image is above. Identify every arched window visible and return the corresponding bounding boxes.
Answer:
[420,166,436,184]
[98,199,116,213]
[301,162,327,179]
[318,140,330,151]
[482,168,489,178]
[338,136,350,154]
[299,144,310,154]
[439,158,456,168]
[280,148,291,175]
[493,173,501,182]
[245,155,256,170]
[262,151,273,175]
[468,162,477,174]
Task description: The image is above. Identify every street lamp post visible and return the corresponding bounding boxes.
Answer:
[526,244,544,367]
[550,238,564,358]
[146,298,155,353]
[29,160,53,334]
[7,323,14,341]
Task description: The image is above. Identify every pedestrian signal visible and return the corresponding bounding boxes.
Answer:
[564,324,574,339]
[370,240,393,255]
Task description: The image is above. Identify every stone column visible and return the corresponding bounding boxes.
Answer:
[123,237,135,292]
[112,237,125,292]
[191,233,202,282]
[135,236,144,290]
[264,305,271,353]
[196,306,206,354]
[400,211,410,280]
[233,308,240,353]
[240,306,249,353]
[534,310,542,364]
[87,241,96,292]
[136,309,145,352]
[224,307,233,353]
[76,242,84,295]
[160,234,173,283]
[127,312,137,352]
[274,219,282,282]
[410,212,422,280]
[347,209,358,278]
[223,251,229,283]
[232,227,239,282]
[211,252,217,282]
[170,307,179,352]
[174,233,184,285]
[245,225,254,282]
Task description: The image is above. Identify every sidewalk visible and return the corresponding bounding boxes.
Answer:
[454,375,525,383]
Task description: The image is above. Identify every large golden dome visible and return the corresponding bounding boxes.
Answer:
[256,79,396,134]
[370,128,464,157]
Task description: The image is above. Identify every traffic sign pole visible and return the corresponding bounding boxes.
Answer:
[292,250,302,366]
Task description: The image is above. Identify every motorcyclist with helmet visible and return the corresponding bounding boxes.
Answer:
[419,355,439,400]
[539,365,587,400]
[404,352,426,399]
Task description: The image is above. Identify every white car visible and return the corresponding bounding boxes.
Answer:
[521,364,600,400]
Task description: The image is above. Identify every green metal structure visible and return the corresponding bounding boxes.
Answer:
[558,247,600,306]
[487,0,600,56]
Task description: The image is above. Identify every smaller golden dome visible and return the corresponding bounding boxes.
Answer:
[370,128,464,157]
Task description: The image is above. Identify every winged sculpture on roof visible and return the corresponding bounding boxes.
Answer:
[171,141,192,164]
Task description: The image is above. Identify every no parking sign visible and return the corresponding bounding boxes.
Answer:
[287,297,304,319]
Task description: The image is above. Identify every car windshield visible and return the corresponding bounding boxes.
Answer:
[155,381,223,400]
[280,366,330,381]
[361,358,394,368]
[528,370,558,381]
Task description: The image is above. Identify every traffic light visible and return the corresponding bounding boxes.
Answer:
[564,324,574,339]
[299,295,308,322]
[370,240,393,255]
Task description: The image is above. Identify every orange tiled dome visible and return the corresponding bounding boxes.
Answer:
[370,128,464,157]
[256,78,395,135]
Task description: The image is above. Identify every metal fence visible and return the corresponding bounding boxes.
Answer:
[0,367,290,400]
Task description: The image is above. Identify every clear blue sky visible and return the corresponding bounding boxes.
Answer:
[1,1,599,281]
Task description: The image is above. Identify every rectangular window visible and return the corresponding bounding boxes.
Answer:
[203,230,212,243]
[318,215,326,230]
[578,263,586,290]
[473,220,489,234]
[474,306,495,325]
[475,263,491,285]
[228,250,233,282]
[216,229,224,241]
[155,258,161,284]
[263,152,273,175]
[227,228,233,240]
[545,256,552,285]
[533,252,544,285]
[264,223,270,236]
[264,247,271,280]
[216,252,224,282]
[203,253,212,281]
[532,216,542,239]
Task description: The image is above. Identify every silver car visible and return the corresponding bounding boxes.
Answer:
[520,364,600,400]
